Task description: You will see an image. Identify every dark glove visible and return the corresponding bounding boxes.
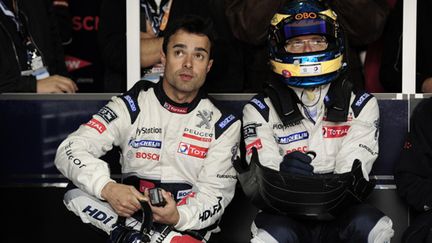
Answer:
[350,159,375,198]
[279,151,314,176]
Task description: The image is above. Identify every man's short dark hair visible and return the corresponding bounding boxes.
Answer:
[162,15,215,59]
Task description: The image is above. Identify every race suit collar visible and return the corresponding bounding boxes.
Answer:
[154,80,205,114]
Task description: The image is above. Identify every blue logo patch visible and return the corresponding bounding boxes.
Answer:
[124,95,137,112]
[251,98,266,110]
[129,139,162,149]
[218,114,236,129]
[355,93,370,107]
[278,131,309,144]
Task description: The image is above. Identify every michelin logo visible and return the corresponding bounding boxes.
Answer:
[129,139,162,149]
[278,131,309,144]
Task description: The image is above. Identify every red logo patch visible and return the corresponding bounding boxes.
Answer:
[177,192,196,206]
[182,133,212,142]
[65,55,92,72]
[139,180,155,192]
[163,102,188,114]
[85,118,106,133]
[282,69,292,78]
[246,139,263,154]
[322,125,350,138]
[177,142,208,159]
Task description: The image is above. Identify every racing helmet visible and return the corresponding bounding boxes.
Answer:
[268,0,346,88]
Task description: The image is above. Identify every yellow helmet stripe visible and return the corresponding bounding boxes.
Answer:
[270,54,343,77]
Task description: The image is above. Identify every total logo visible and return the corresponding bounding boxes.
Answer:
[177,142,208,159]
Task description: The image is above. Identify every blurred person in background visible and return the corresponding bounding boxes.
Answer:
[0,0,77,93]
[380,0,432,93]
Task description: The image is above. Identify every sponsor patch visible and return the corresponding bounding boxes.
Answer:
[199,197,222,222]
[129,139,162,149]
[177,192,196,206]
[359,144,378,156]
[96,106,118,123]
[136,127,162,135]
[217,174,237,179]
[218,114,236,129]
[124,95,137,112]
[278,131,309,144]
[246,139,263,154]
[85,118,106,134]
[177,142,208,159]
[272,121,301,130]
[139,180,156,192]
[196,110,213,129]
[351,92,373,117]
[322,125,350,138]
[81,205,114,225]
[286,146,308,154]
[176,189,192,200]
[183,133,212,142]
[64,141,86,168]
[163,102,188,114]
[135,152,160,161]
[251,98,266,110]
[243,123,261,139]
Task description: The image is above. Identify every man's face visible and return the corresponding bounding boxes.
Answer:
[161,29,213,102]
[284,34,328,53]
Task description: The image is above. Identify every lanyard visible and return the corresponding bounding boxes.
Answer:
[0,0,20,31]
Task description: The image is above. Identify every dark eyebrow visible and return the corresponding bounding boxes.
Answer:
[172,43,209,54]
[194,47,209,54]
[173,43,187,49]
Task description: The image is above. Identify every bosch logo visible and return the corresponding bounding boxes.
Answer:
[135,152,160,161]
[176,189,192,199]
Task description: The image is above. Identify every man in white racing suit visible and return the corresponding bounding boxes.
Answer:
[240,1,394,242]
[55,15,240,243]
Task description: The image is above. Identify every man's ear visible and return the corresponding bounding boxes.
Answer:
[206,59,213,73]
[160,50,166,66]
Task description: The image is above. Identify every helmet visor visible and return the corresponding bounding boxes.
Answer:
[283,18,335,40]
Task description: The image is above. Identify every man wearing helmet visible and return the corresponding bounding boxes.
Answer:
[237,1,394,242]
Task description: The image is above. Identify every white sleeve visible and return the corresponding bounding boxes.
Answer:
[242,102,283,170]
[54,96,130,199]
[333,96,380,179]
